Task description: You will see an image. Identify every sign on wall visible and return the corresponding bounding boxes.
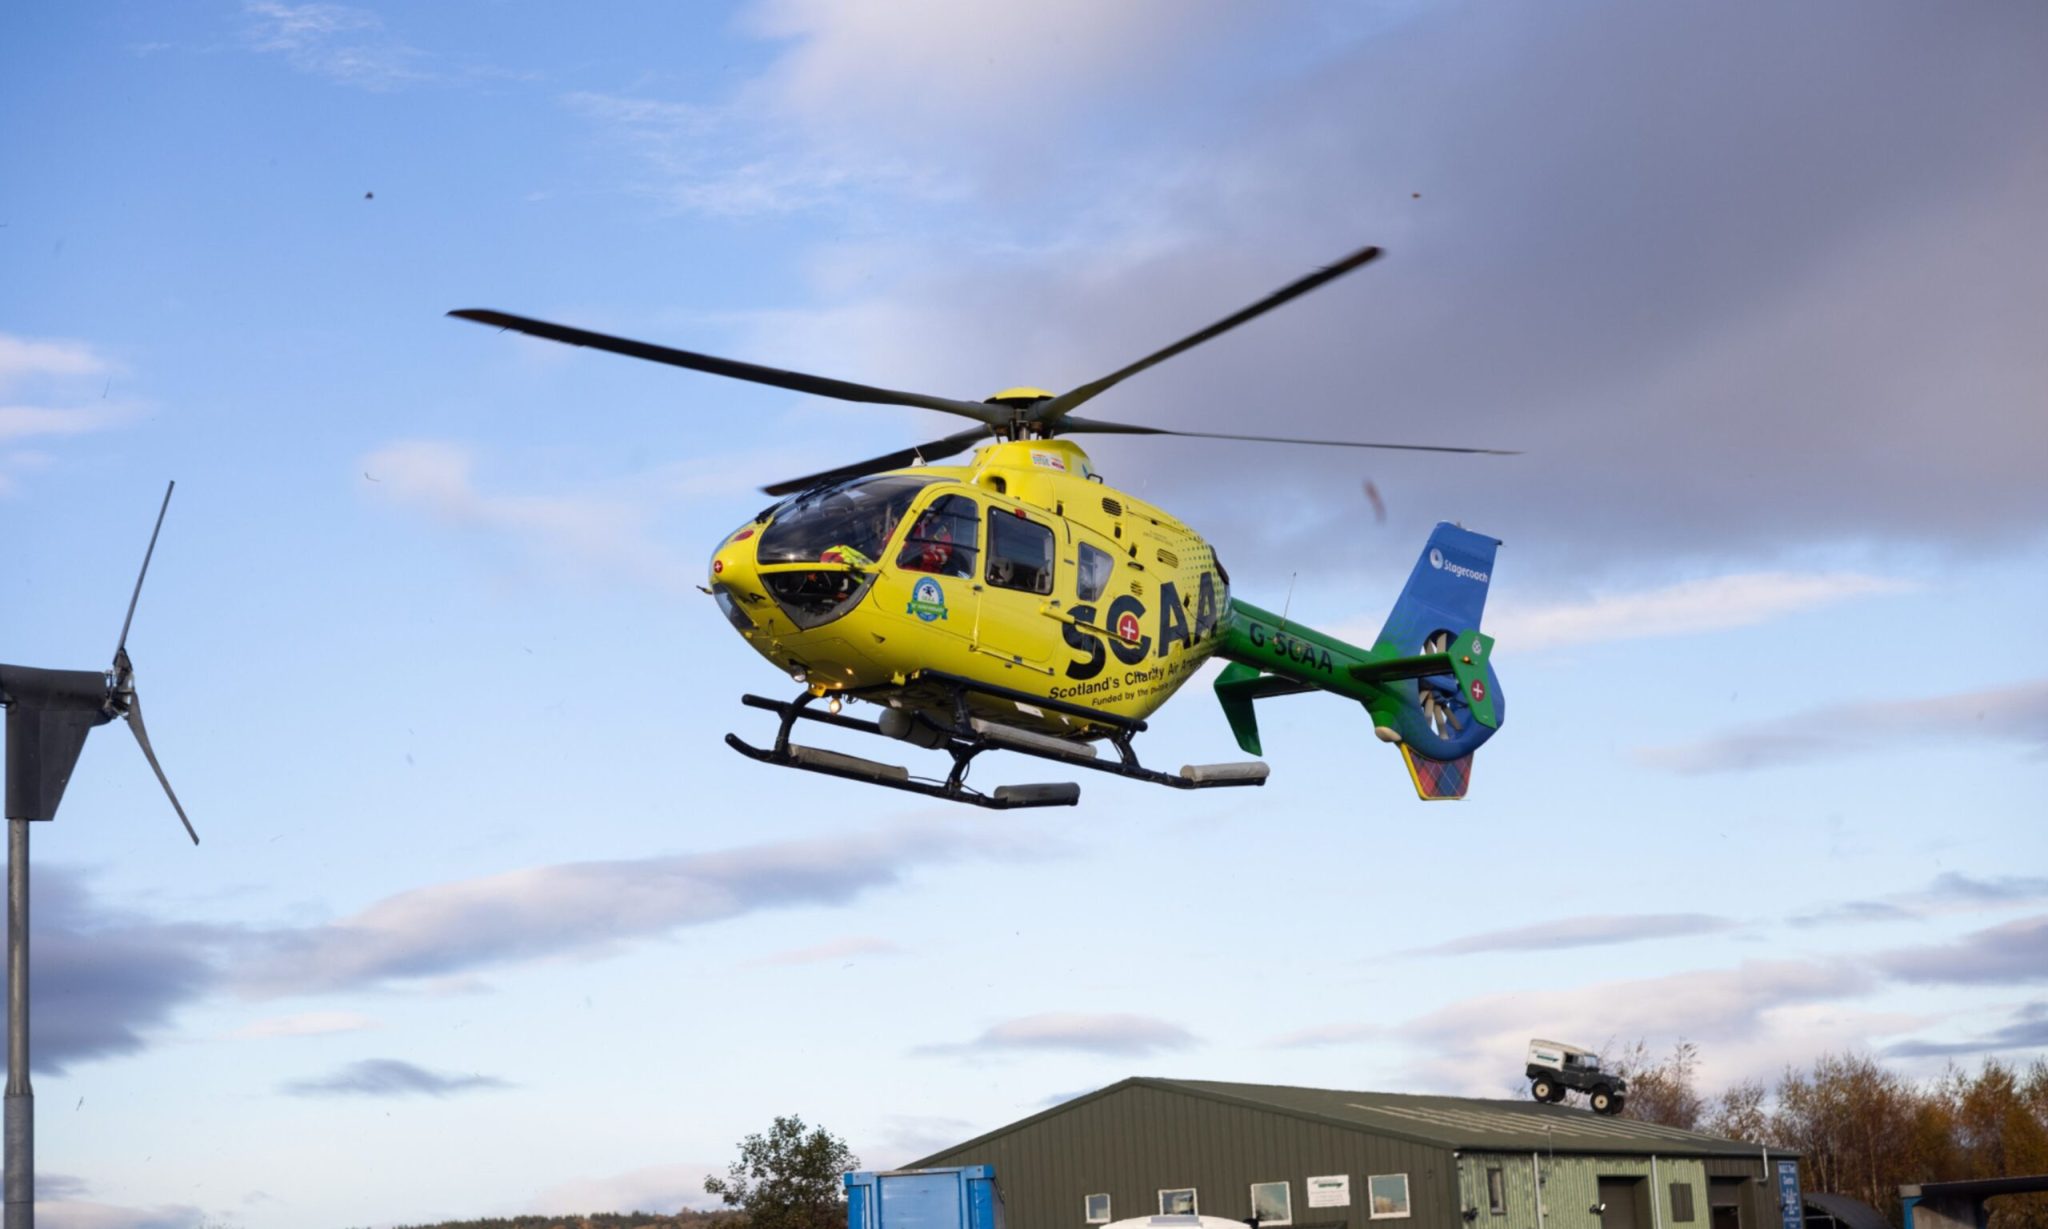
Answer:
[1776,1161,1803,1229]
[1307,1176,1351,1208]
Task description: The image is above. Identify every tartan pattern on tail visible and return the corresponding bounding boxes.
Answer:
[1401,746,1474,800]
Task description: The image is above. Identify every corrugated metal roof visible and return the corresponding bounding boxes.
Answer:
[1805,1193,1891,1229]
[1148,1079,1784,1157]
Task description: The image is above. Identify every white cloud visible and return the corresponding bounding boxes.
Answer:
[745,935,903,967]
[1490,572,1915,652]
[562,90,959,218]
[746,0,1242,137]
[0,336,106,389]
[37,1200,206,1229]
[359,439,694,592]
[1637,678,2048,774]
[240,1,428,91]
[919,1012,1199,1058]
[0,334,140,493]
[524,1161,725,1216]
[229,1011,378,1039]
[1267,1020,1382,1050]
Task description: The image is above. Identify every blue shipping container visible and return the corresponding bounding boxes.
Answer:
[846,1166,1004,1229]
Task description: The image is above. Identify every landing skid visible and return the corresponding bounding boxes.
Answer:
[724,672,1269,809]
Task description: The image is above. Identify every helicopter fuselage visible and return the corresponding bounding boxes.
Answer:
[707,439,1228,737]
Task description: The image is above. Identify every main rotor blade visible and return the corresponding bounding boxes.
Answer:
[760,428,994,497]
[1059,416,1518,455]
[449,309,1006,427]
[116,481,175,661]
[123,692,198,845]
[1034,245,1384,425]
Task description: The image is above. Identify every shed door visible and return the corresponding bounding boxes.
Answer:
[1600,1178,1645,1229]
[1710,1179,1747,1229]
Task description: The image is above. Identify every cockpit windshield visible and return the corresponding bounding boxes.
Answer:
[758,475,938,566]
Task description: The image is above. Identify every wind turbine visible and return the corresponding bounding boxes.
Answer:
[0,482,197,1228]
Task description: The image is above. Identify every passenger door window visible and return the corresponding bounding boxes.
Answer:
[1076,541,1114,602]
[987,510,1055,594]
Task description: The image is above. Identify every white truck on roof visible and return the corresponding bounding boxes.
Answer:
[1526,1039,1628,1115]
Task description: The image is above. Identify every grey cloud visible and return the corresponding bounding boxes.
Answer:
[2,825,1045,1075]
[1882,1002,2048,1059]
[732,1,2048,583]
[4,869,218,1076]
[1876,915,2048,986]
[1367,959,1873,1090]
[1933,873,2048,904]
[1408,913,1734,956]
[235,821,1050,997]
[1789,900,1919,929]
[917,1013,1198,1058]
[1636,680,2048,775]
[280,1057,509,1098]
[1790,873,2048,929]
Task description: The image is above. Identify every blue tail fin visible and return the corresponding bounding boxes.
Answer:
[1377,523,1500,656]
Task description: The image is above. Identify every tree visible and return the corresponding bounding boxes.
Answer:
[704,1115,861,1229]
[1605,1038,1706,1130]
[1701,1076,1770,1143]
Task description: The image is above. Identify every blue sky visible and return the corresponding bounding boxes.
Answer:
[4,2,2046,1226]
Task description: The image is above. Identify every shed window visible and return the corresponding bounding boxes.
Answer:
[1160,1189,1199,1216]
[1252,1182,1293,1226]
[1086,1194,1111,1224]
[1369,1175,1411,1220]
[1672,1184,1696,1223]
[1488,1168,1506,1216]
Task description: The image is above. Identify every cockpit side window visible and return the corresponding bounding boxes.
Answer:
[987,510,1055,595]
[896,494,980,579]
[1076,541,1114,602]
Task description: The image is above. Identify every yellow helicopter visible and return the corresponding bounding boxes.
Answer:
[451,245,1514,809]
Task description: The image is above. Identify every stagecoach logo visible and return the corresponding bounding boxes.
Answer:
[906,577,948,622]
[1428,546,1490,583]
[1030,450,1067,471]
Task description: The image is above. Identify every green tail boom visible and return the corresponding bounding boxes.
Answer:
[1211,598,1496,756]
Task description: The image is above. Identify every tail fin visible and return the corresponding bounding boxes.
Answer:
[1377,523,1500,657]
[1212,522,1504,800]
[1402,746,1474,800]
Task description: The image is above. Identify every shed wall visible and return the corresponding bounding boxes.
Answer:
[917,1085,1459,1229]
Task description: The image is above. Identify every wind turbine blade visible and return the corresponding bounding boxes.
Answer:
[117,481,175,660]
[124,693,198,845]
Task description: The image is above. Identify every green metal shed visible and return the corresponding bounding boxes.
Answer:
[910,1078,1796,1229]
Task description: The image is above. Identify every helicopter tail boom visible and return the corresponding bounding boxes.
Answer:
[1211,523,1504,798]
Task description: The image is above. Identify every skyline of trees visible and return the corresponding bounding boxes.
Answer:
[1605,1043,2046,1229]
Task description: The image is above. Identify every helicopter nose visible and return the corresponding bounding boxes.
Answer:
[709,523,767,614]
